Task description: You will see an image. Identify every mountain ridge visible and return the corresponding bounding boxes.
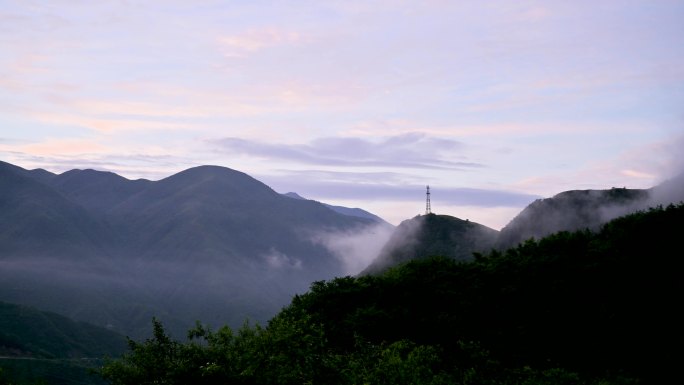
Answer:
[4,159,683,337]
[496,181,683,249]
[0,161,385,338]
[363,175,684,273]
[282,191,390,225]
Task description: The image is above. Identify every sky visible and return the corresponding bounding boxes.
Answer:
[1,0,683,229]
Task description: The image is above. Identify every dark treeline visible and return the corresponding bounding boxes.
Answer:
[99,204,683,384]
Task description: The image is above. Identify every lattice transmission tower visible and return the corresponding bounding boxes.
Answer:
[425,185,431,214]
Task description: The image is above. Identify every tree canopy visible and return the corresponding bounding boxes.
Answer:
[99,204,684,384]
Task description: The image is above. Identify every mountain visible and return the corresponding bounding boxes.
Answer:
[0,161,114,259]
[497,175,684,249]
[0,161,382,338]
[362,213,498,274]
[357,175,684,274]
[282,191,390,225]
[46,168,151,213]
[496,187,648,248]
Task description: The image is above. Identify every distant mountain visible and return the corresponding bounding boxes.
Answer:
[282,192,391,225]
[496,176,684,249]
[282,192,307,200]
[362,213,498,274]
[0,161,382,338]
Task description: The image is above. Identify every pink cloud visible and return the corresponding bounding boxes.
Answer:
[18,138,108,156]
[32,112,188,133]
[71,100,210,119]
[218,28,306,58]
[507,133,684,196]
[621,169,657,179]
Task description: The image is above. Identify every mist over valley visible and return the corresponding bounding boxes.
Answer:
[0,160,390,339]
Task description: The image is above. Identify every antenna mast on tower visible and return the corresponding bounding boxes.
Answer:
[425,185,431,214]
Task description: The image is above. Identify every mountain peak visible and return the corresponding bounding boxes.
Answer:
[176,165,246,178]
[362,213,498,274]
[497,187,651,248]
[283,192,307,200]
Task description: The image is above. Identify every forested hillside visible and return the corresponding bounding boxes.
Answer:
[100,204,684,384]
[362,213,498,274]
[496,187,649,248]
[0,301,126,358]
[0,301,126,385]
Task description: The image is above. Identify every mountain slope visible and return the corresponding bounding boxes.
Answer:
[496,178,684,249]
[0,162,382,338]
[362,213,498,274]
[282,192,390,225]
[112,166,373,263]
[0,301,126,359]
[46,168,151,213]
[0,161,114,259]
[0,300,125,385]
[497,187,648,249]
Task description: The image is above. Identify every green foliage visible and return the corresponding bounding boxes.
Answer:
[101,204,684,384]
[0,301,125,384]
[0,360,104,385]
[0,301,126,359]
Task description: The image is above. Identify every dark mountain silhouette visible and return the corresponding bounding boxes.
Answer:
[362,213,498,274]
[0,161,114,259]
[496,175,684,249]
[496,188,648,248]
[361,174,684,274]
[0,161,381,338]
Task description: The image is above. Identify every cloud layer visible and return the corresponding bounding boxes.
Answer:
[213,134,481,170]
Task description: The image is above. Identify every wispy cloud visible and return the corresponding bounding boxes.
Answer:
[17,138,107,156]
[218,28,306,58]
[310,223,394,275]
[508,132,684,196]
[263,172,539,208]
[0,139,198,179]
[213,133,482,170]
[262,248,302,270]
[272,169,419,185]
[32,112,189,133]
